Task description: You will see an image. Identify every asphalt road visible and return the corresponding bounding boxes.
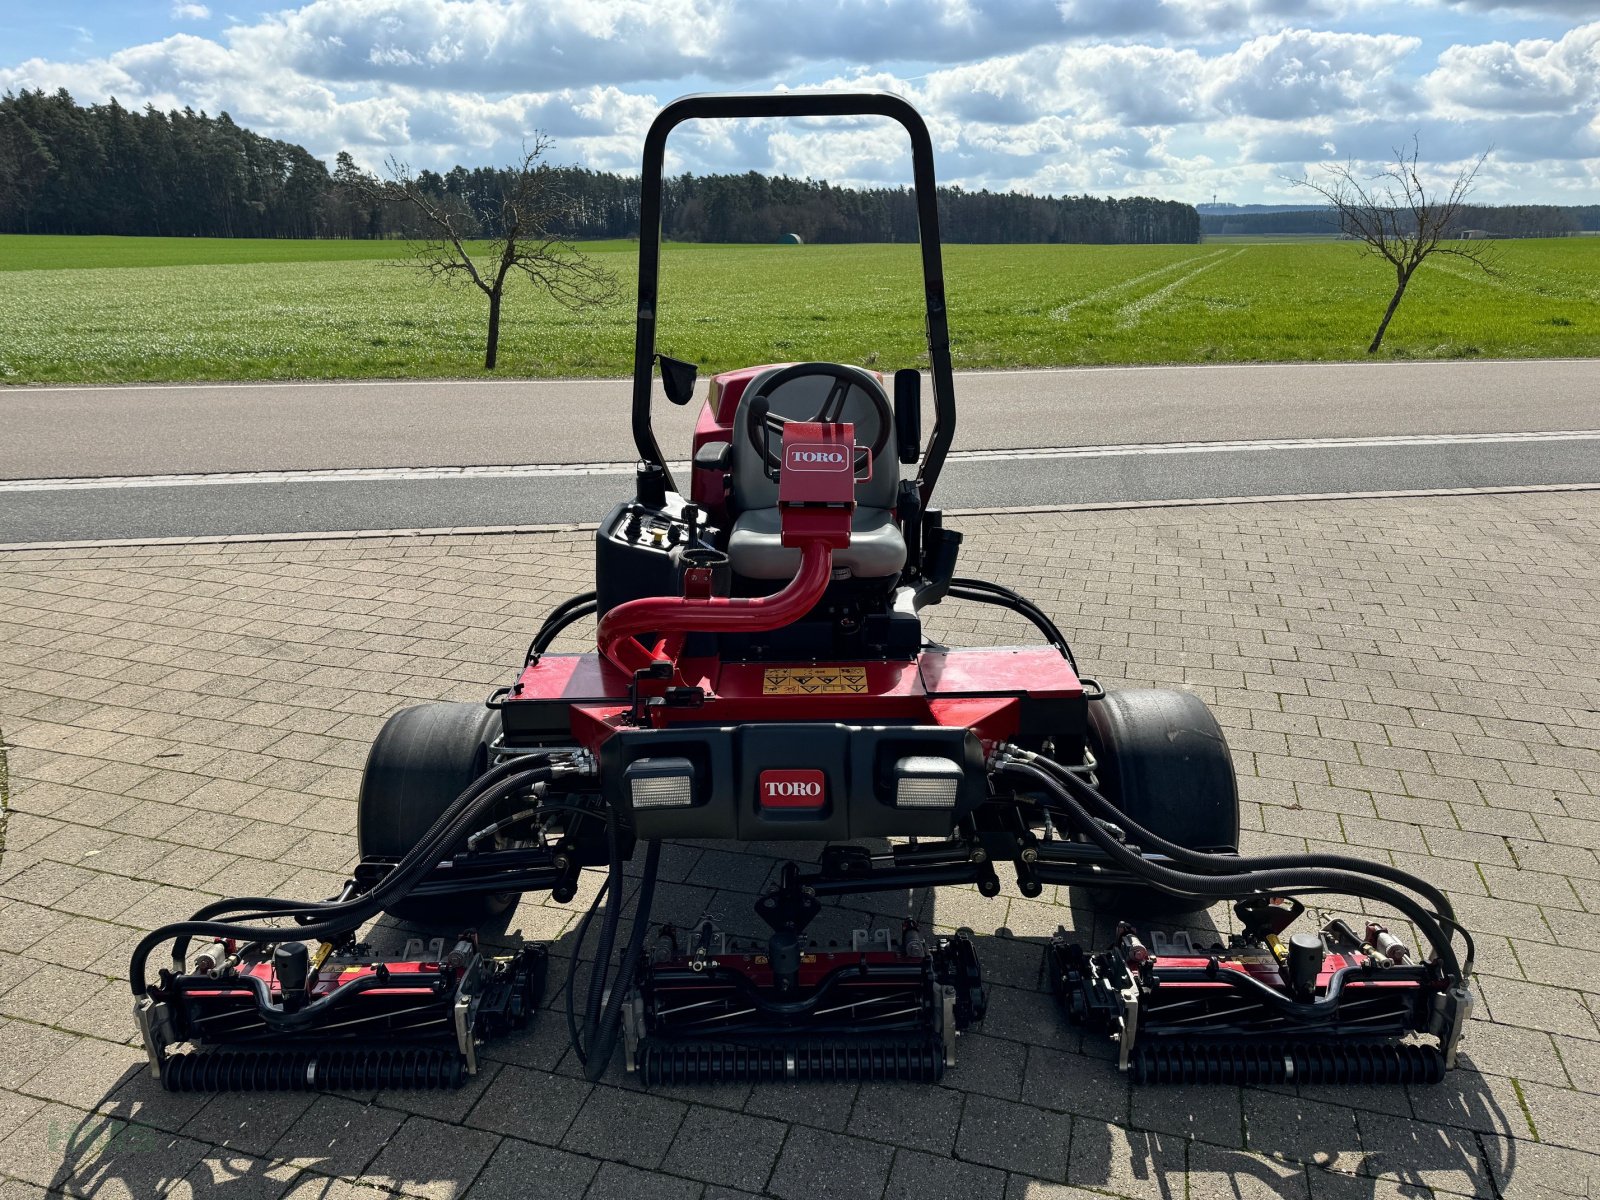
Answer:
[1,360,1595,542]
[4,358,1596,478]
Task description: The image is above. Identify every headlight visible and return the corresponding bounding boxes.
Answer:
[893,755,962,808]
[625,756,696,809]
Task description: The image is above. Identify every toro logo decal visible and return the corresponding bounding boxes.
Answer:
[760,769,826,809]
[785,443,851,473]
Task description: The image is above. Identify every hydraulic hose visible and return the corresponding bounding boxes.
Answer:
[1021,750,1460,930]
[173,754,550,931]
[525,592,599,664]
[564,873,613,1066]
[131,756,558,996]
[947,577,1078,670]
[584,838,663,1081]
[996,755,1463,983]
[583,810,626,1056]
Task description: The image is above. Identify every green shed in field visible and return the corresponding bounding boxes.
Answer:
[776,232,804,245]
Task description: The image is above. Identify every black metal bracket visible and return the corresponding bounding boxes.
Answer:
[756,863,821,935]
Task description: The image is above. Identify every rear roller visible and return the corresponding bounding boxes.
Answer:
[161,1047,467,1092]
[1131,1041,1446,1086]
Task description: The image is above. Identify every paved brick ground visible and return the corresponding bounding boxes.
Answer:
[1,491,1597,1200]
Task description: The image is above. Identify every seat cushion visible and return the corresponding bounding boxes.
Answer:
[728,506,907,581]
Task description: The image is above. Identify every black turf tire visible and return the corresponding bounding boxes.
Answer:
[1080,687,1241,917]
[357,701,513,926]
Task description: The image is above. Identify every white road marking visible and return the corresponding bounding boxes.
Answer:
[950,429,1600,461]
[3,481,1595,552]
[1,429,1596,493]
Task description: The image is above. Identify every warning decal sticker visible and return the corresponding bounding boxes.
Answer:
[762,666,869,695]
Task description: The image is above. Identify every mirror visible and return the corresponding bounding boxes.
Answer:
[894,369,921,464]
[659,355,699,406]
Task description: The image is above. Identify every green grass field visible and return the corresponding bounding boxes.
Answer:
[1,234,1595,383]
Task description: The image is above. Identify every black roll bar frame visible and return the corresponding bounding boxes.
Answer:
[631,92,956,504]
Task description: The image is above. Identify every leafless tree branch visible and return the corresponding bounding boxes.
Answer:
[1291,137,1496,353]
[337,137,618,369]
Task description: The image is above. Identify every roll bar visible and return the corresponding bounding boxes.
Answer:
[631,91,957,505]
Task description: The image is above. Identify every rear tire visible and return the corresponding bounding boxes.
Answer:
[1078,688,1240,917]
[357,701,514,926]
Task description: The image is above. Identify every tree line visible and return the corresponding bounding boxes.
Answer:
[1201,204,1600,239]
[3,89,1200,244]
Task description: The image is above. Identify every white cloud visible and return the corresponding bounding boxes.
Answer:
[0,1,1595,203]
[170,2,210,18]
[1423,21,1598,116]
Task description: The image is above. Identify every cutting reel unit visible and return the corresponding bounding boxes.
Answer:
[624,907,986,1085]
[135,934,546,1092]
[1053,898,1471,1085]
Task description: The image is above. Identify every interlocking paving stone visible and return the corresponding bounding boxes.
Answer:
[884,1147,1007,1200]
[1063,1120,1184,1199]
[464,1136,599,1200]
[1,492,1597,1199]
[361,1115,499,1200]
[766,1126,894,1200]
[955,1094,1073,1181]
[559,1087,686,1171]
[740,1080,858,1132]
[462,1065,590,1146]
[846,1082,965,1155]
[169,1149,302,1200]
[268,1095,405,1177]
[582,1160,702,1200]
[1186,1143,1311,1199]
[659,1105,788,1192]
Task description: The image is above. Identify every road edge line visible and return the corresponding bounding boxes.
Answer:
[1,481,1595,554]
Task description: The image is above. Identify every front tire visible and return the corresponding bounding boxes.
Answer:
[357,701,513,926]
[1079,688,1240,917]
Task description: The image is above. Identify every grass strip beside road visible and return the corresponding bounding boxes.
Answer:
[1,235,1595,383]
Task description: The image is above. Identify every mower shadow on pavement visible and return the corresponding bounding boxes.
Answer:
[62,844,1515,1199]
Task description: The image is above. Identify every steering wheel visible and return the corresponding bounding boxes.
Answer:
[743,362,893,479]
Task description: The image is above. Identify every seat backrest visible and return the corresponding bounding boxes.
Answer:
[730,366,899,513]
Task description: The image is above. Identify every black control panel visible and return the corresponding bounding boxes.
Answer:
[595,490,719,619]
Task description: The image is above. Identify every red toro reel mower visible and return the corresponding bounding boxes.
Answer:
[131,92,1474,1093]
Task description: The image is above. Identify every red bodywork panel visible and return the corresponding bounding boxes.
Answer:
[505,645,1082,751]
[185,959,453,1001]
[1144,953,1422,992]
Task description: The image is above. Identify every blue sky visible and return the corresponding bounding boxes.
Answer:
[3,1,1596,205]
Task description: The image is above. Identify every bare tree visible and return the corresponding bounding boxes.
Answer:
[1293,138,1496,353]
[346,137,618,369]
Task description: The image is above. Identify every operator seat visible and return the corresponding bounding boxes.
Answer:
[726,365,908,581]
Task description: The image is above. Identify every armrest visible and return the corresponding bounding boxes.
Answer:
[693,441,732,471]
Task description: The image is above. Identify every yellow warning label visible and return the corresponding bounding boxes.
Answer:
[762,666,869,695]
